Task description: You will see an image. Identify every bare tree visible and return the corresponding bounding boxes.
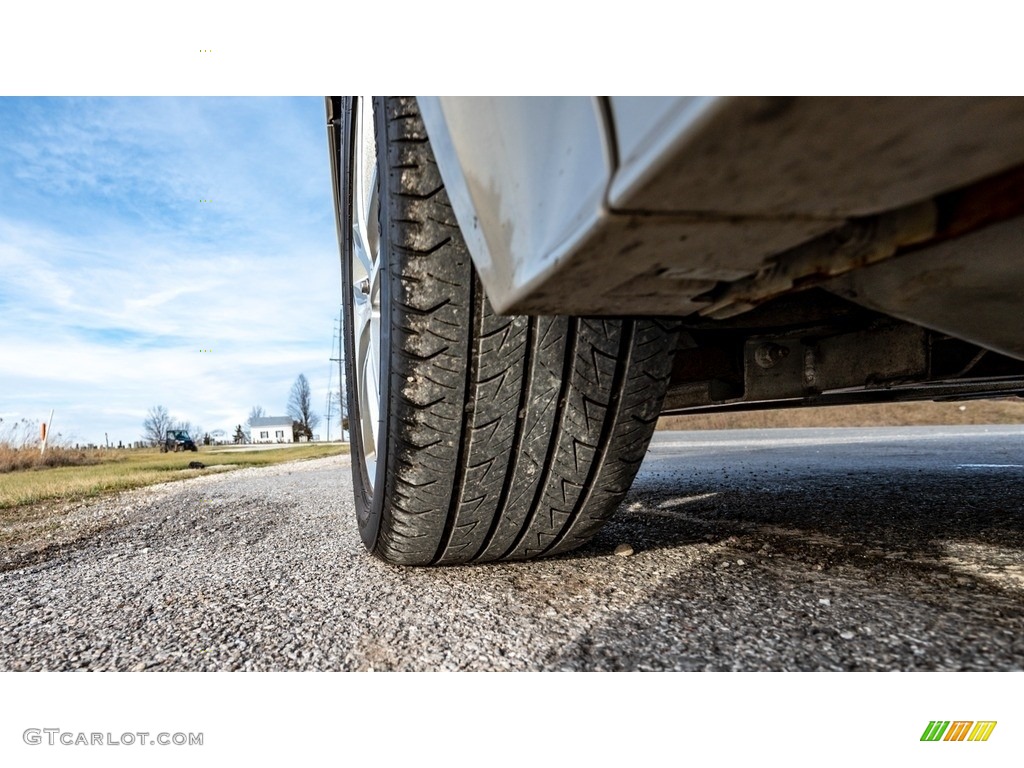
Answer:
[233,425,246,444]
[287,374,320,440]
[245,405,266,441]
[142,405,173,447]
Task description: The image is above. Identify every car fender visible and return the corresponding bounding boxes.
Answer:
[418,96,613,314]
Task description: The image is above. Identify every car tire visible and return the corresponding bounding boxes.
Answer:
[336,96,678,565]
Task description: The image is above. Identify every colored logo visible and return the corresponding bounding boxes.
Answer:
[921,721,997,742]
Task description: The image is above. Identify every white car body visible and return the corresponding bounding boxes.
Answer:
[419,97,1024,363]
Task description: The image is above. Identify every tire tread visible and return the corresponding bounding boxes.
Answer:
[369,97,677,565]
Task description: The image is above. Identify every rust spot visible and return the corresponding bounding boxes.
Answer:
[931,163,1024,241]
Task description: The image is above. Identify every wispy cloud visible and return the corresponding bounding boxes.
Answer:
[0,98,343,445]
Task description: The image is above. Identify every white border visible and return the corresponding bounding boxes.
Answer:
[2,673,1021,766]
[1,2,1020,95]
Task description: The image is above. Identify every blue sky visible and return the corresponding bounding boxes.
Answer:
[0,98,343,446]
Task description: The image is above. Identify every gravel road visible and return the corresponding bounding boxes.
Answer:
[2,426,1022,671]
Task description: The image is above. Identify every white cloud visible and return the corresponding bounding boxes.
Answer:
[0,98,343,445]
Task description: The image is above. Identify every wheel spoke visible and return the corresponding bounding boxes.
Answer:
[353,228,374,278]
[365,164,379,259]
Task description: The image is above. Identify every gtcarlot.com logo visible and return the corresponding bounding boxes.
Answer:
[921,721,997,742]
[23,729,203,747]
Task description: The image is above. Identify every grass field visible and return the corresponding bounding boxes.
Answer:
[0,444,349,510]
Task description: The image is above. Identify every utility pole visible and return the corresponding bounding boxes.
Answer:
[329,306,347,441]
[326,319,335,442]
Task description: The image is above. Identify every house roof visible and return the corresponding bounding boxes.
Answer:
[249,416,292,427]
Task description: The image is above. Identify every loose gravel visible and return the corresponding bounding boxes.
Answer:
[1,428,1022,671]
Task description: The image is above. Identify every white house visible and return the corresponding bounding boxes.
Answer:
[249,416,293,443]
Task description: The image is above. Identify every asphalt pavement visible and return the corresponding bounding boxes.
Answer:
[1,426,1021,670]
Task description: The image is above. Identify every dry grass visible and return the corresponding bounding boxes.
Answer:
[0,445,104,474]
[0,444,349,510]
[658,398,1024,431]
[0,417,104,473]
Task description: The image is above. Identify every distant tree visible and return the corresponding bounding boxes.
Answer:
[292,419,312,442]
[287,374,320,439]
[233,424,246,444]
[142,406,174,447]
[245,405,266,441]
